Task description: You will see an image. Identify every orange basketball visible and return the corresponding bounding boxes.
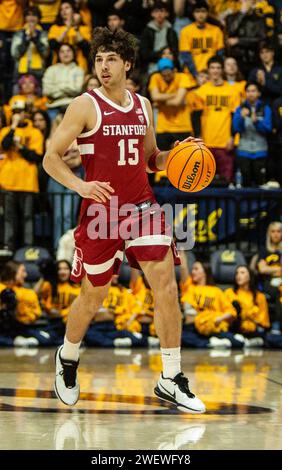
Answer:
[166,142,216,192]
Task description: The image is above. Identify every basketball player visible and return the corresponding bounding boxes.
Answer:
[43,27,206,413]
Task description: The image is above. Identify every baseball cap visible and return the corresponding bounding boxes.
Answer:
[158,58,174,72]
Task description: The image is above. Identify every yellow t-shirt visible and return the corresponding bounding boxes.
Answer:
[195,81,241,148]
[181,284,237,335]
[0,120,43,193]
[225,288,270,333]
[48,24,91,72]
[0,282,41,324]
[148,72,193,134]
[179,22,224,73]
[0,0,23,31]
[39,280,81,322]
[102,285,136,330]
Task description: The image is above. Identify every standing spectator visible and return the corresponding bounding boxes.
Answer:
[148,58,193,151]
[194,56,240,183]
[48,1,91,73]
[248,41,282,105]
[11,6,49,86]
[43,43,84,121]
[225,265,270,339]
[0,100,43,250]
[270,96,282,185]
[140,1,178,75]
[226,0,266,77]
[0,0,24,101]
[224,56,246,102]
[232,82,272,186]
[179,1,224,87]
[257,221,282,333]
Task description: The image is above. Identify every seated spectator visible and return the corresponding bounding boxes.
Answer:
[224,56,246,102]
[84,274,148,348]
[225,265,270,339]
[194,56,241,183]
[126,275,157,339]
[0,261,41,325]
[181,260,237,337]
[42,43,84,121]
[140,1,178,75]
[248,41,282,105]
[48,0,91,73]
[35,259,80,323]
[232,82,272,187]
[179,1,224,88]
[225,0,266,76]
[181,260,240,348]
[257,221,282,334]
[11,6,49,86]
[7,75,48,123]
[0,100,44,250]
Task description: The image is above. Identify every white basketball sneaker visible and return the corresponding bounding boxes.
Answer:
[154,372,206,414]
[54,345,80,406]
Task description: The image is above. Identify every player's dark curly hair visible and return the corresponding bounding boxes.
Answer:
[90,27,138,77]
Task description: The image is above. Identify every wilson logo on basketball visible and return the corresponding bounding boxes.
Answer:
[183,161,201,190]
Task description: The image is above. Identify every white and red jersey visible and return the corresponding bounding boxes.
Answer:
[77,88,155,220]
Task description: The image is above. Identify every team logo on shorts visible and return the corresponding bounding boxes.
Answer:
[71,247,83,277]
[138,115,145,124]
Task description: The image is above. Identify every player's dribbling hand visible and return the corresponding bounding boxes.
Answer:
[78,181,115,203]
[173,136,204,148]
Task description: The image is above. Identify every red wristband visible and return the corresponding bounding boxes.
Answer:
[147,148,161,172]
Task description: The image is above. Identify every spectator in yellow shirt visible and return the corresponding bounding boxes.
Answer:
[179,1,224,87]
[194,56,241,182]
[224,56,246,102]
[35,259,81,323]
[11,6,49,84]
[0,261,41,325]
[48,1,91,73]
[0,99,43,250]
[181,260,237,337]
[225,266,270,341]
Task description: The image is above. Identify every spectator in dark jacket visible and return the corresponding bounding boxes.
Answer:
[225,1,266,77]
[140,1,178,74]
[232,82,272,187]
[249,41,282,105]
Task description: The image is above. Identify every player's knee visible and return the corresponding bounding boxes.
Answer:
[79,287,108,315]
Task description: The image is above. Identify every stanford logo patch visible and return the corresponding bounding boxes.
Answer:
[138,115,145,124]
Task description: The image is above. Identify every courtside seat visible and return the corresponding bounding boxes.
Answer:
[13,246,52,283]
[210,249,246,287]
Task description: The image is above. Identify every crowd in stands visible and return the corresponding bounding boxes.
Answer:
[0,0,282,348]
[0,221,281,349]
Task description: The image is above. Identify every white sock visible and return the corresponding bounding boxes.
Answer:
[61,336,81,362]
[161,347,181,379]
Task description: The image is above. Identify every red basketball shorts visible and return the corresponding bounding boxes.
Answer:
[70,201,180,286]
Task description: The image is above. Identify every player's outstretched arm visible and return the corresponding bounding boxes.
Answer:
[143,97,203,173]
[43,96,114,202]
